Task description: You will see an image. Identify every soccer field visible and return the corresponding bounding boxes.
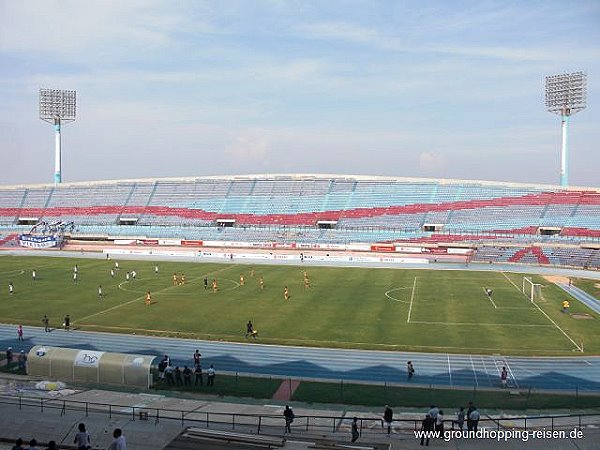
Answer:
[0,255,598,355]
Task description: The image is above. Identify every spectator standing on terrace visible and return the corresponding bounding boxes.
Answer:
[194,364,203,386]
[420,414,435,446]
[454,406,465,430]
[73,422,91,450]
[174,366,183,386]
[207,364,215,386]
[183,366,192,386]
[351,417,359,443]
[382,405,393,435]
[164,363,174,385]
[42,315,50,332]
[283,405,295,433]
[17,325,24,341]
[18,350,27,370]
[469,407,480,432]
[435,409,444,433]
[108,428,126,450]
[44,441,58,450]
[6,347,13,368]
[11,438,24,449]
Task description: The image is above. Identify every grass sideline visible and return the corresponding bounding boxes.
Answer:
[0,255,599,355]
[148,374,600,410]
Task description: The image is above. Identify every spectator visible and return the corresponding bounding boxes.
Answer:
[73,422,91,449]
[420,413,435,446]
[283,405,295,433]
[6,347,14,368]
[207,364,215,386]
[108,428,126,450]
[469,407,480,432]
[11,438,24,450]
[17,325,24,341]
[454,406,465,430]
[351,417,359,443]
[18,350,27,371]
[435,409,444,433]
[466,402,476,431]
[382,405,393,435]
[27,438,40,450]
[174,366,183,386]
[183,366,192,386]
[194,365,203,386]
[164,363,174,385]
[44,441,58,450]
[428,405,439,420]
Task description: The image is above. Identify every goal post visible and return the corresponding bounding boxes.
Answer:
[523,277,542,302]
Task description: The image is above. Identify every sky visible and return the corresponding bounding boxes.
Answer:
[0,0,599,187]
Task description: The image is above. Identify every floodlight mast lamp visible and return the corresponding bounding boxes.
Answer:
[39,89,77,185]
[545,72,587,187]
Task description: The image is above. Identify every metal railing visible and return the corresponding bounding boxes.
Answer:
[0,394,598,438]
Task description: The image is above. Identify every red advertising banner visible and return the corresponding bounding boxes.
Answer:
[181,240,203,247]
[371,245,395,252]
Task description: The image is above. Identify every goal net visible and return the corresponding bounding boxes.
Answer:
[522,277,543,302]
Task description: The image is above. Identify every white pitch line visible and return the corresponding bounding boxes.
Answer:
[410,320,552,327]
[501,271,583,352]
[501,272,522,292]
[482,287,497,309]
[384,287,411,303]
[76,265,234,324]
[407,277,417,323]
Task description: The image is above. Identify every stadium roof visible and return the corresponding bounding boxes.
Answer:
[0,174,598,192]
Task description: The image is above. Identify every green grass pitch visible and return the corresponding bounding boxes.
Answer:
[0,255,598,355]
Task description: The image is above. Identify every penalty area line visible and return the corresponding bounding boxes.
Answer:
[501,272,583,353]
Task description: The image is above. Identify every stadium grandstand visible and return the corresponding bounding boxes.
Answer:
[0,174,599,269]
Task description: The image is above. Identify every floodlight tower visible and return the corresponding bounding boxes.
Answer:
[39,89,77,184]
[545,72,586,187]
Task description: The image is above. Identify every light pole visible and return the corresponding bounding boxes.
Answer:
[545,72,586,187]
[39,89,77,185]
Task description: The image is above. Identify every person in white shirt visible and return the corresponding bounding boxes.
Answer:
[73,422,91,449]
[108,428,126,450]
